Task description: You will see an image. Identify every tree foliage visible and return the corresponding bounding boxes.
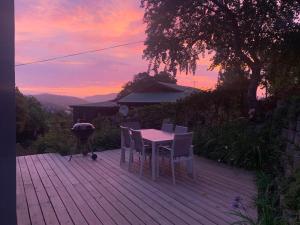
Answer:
[266,30,300,97]
[117,71,177,99]
[16,88,47,144]
[141,0,300,108]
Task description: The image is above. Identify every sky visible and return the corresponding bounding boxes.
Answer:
[15,0,218,98]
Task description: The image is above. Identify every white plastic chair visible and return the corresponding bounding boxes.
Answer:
[159,132,194,184]
[129,129,151,177]
[174,125,188,134]
[161,123,173,133]
[120,126,131,164]
[122,121,141,130]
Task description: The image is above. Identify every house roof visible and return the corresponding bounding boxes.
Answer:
[70,101,118,108]
[118,92,192,104]
[118,82,199,104]
[157,82,198,93]
[70,82,199,107]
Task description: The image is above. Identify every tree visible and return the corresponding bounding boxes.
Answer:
[16,87,29,137]
[22,96,47,140]
[216,66,250,115]
[265,31,300,97]
[16,88,47,144]
[117,71,177,99]
[154,71,177,83]
[0,0,16,223]
[141,0,300,111]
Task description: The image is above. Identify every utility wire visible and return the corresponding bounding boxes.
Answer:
[15,40,144,67]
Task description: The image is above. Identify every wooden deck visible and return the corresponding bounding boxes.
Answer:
[17,149,257,225]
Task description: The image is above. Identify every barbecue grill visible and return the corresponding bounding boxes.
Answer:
[70,122,97,161]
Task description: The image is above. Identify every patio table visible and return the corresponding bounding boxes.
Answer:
[140,129,174,180]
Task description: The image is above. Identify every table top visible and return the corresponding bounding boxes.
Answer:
[140,129,174,142]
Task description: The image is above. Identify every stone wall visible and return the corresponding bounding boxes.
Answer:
[282,117,300,177]
[281,116,300,224]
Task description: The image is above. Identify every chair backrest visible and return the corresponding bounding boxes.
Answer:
[161,123,173,133]
[122,121,141,130]
[172,133,193,158]
[174,125,188,134]
[120,126,131,148]
[162,118,171,124]
[130,129,143,153]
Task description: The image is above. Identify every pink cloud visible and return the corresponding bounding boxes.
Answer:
[15,0,218,97]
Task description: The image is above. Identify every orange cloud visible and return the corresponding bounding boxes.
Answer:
[177,73,218,90]
[20,84,123,98]
[15,0,218,97]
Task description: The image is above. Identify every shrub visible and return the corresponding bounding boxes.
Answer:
[31,111,76,155]
[193,118,283,170]
[32,127,75,155]
[91,116,121,150]
[283,170,300,211]
[231,172,284,225]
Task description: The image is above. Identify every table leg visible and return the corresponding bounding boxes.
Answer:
[187,146,194,176]
[120,134,125,164]
[186,160,192,174]
[120,147,125,164]
[152,142,156,180]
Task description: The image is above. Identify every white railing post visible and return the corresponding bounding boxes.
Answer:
[0,0,16,223]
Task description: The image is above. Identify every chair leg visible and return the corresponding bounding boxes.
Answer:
[120,147,125,165]
[156,151,159,178]
[128,149,133,171]
[171,158,175,185]
[140,154,144,177]
[191,159,195,179]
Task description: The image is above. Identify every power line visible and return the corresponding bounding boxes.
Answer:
[15,40,144,67]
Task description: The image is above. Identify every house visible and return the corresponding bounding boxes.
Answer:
[70,82,199,122]
[70,101,119,123]
[118,82,199,106]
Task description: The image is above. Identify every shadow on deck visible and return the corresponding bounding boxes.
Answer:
[17,149,257,225]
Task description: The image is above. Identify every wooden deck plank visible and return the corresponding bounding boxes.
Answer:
[102,150,237,225]
[17,149,257,225]
[58,156,164,225]
[111,149,255,199]
[106,150,257,220]
[31,155,74,225]
[109,148,256,210]
[90,157,223,225]
[72,156,186,225]
[107,151,243,218]
[42,154,103,225]
[18,156,45,225]
[37,154,88,225]
[45,154,134,224]
[49,154,130,225]
[25,156,60,225]
[16,158,31,225]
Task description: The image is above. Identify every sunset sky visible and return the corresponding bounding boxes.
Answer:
[15,0,218,98]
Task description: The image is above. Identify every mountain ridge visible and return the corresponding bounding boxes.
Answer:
[31,93,117,111]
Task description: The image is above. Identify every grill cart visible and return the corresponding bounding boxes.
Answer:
[70,122,97,161]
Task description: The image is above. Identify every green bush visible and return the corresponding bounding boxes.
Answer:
[91,116,121,150]
[231,172,284,225]
[92,128,120,150]
[283,170,300,211]
[256,172,283,225]
[30,112,76,155]
[128,103,177,129]
[32,127,75,155]
[194,118,282,170]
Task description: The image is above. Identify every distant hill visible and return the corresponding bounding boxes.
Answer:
[84,93,117,102]
[33,94,88,111]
